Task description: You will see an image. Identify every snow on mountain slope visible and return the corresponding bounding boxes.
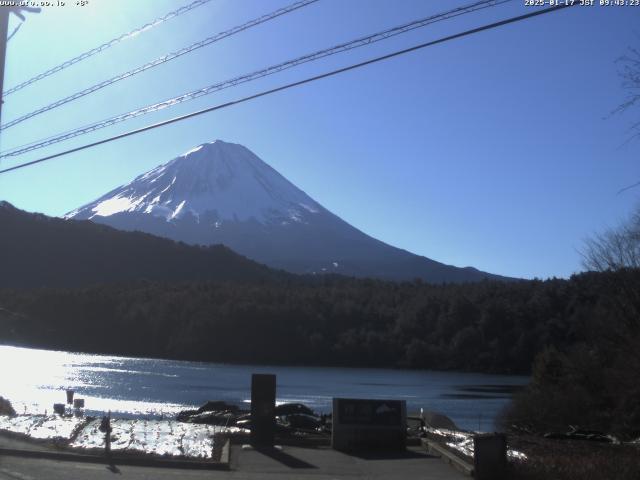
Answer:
[67,140,321,226]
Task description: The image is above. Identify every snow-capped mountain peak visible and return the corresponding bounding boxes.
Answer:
[65,140,508,283]
[66,140,321,225]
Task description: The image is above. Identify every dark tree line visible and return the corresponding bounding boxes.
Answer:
[1,269,636,376]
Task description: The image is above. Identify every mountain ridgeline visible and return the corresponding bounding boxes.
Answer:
[0,201,282,289]
[65,140,510,283]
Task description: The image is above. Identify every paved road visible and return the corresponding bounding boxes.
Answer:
[0,445,466,479]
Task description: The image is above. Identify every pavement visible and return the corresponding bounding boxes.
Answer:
[0,442,467,479]
[0,435,55,453]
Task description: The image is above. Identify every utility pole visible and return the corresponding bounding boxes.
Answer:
[0,7,10,131]
[0,6,40,152]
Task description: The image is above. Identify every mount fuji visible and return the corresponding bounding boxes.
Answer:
[66,140,506,283]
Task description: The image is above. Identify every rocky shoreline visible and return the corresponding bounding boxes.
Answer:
[0,398,335,461]
[176,400,330,436]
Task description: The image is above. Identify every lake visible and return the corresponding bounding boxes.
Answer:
[0,345,528,431]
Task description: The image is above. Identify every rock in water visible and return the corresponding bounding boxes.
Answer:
[423,410,458,430]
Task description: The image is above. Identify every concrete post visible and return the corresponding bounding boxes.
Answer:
[250,373,276,446]
[473,433,507,480]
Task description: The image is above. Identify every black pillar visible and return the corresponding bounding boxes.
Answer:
[250,373,276,446]
[474,433,507,480]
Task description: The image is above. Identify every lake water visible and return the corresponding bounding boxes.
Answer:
[0,345,528,431]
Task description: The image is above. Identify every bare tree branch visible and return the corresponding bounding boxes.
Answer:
[582,206,640,271]
[610,44,640,191]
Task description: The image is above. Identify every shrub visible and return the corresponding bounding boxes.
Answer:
[0,396,15,416]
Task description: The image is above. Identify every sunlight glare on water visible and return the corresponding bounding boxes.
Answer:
[0,345,528,430]
[0,345,186,416]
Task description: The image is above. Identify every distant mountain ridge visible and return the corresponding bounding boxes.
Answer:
[0,200,281,289]
[66,140,510,283]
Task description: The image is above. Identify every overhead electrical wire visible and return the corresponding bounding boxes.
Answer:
[0,0,511,157]
[7,22,23,43]
[0,0,319,132]
[3,0,215,97]
[0,2,577,176]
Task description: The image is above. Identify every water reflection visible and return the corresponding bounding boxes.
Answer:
[0,345,528,430]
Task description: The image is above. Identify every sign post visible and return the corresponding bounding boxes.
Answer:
[332,398,406,452]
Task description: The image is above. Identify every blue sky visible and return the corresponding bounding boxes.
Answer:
[0,0,638,280]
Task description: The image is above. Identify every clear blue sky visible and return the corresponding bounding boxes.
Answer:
[0,0,638,279]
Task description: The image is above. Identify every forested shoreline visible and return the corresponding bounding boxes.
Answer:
[1,269,636,375]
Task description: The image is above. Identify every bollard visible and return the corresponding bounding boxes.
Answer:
[66,389,74,405]
[99,412,112,457]
[250,373,276,446]
[53,403,65,416]
[73,398,85,409]
[473,433,507,480]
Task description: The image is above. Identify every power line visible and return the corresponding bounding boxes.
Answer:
[0,0,319,132]
[0,0,510,157]
[2,0,214,97]
[0,3,577,176]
